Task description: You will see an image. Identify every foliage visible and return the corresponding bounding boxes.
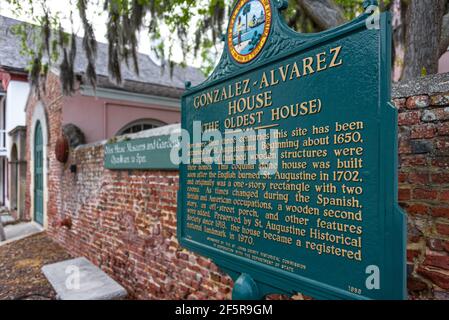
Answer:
[4,0,230,95]
[334,0,364,20]
[2,0,378,95]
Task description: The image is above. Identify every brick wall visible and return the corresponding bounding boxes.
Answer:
[25,72,449,300]
[46,142,233,299]
[393,74,449,299]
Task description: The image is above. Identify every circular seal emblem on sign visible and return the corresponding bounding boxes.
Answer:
[228,0,272,64]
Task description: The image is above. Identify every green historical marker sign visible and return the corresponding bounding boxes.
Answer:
[104,135,178,170]
[177,0,406,300]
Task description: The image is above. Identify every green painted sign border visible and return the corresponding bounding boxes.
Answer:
[177,1,406,300]
[104,134,178,170]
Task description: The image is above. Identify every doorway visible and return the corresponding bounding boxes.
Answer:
[34,122,44,226]
[10,144,18,212]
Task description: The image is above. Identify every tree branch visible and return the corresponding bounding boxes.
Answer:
[296,0,346,31]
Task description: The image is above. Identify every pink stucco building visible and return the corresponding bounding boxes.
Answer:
[61,79,187,144]
[60,25,204,144]
[0,15,204,223]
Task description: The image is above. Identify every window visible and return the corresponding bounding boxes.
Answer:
[117,119,167,136]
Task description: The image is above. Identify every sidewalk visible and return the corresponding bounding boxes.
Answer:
[1,222,43,245]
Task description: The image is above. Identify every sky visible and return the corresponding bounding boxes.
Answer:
[0,0,208,68]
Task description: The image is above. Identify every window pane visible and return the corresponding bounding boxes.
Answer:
[117,119,166,136]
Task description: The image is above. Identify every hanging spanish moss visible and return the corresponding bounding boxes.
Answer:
[78,0,98,89]
[7,0,231,95]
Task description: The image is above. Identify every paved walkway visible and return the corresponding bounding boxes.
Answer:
[1,222,43,245]
[0,214,15,225]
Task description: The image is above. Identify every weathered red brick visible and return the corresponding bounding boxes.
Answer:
[435,108,449,121]
[409,172,430,184]
[418,267,449,290]
[431,173,449,184]
[436,137,449,151]
[401,155,428,167]
[406,204,429,216]
[413,188,438,200]
[411,124,437,139]
[399,142,412,155]
[438,122,449,136]
[197,257,211,268]
[424,255,449,271]
[399,111,421,126]
[432,157,449,168]
[399,188,412,201]
[431,207,449,218]
[439,190,449,201]
[406,95,430,109]
[436,223,449,236]
[398,172,408,183]
[407,249,421,261]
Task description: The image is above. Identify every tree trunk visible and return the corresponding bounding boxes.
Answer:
[402,0,446,80]
[391,0,406,81]
[296,0,346,31]
[440,13,449,56]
